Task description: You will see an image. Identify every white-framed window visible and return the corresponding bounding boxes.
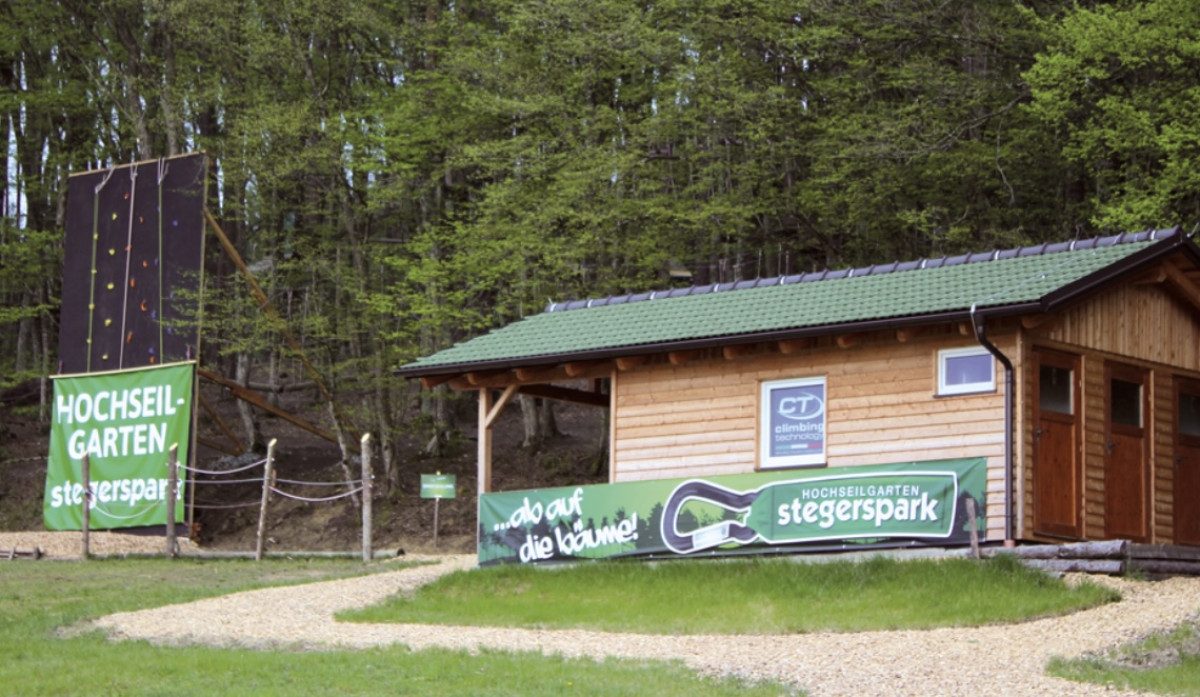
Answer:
[937,347,996,396]
[759,376,827,469]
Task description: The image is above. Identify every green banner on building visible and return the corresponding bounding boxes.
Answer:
[43,362,194,530]
[478,458,986,565]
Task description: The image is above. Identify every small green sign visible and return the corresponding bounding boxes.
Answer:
[421,474,457,499]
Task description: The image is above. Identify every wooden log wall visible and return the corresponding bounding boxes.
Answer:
[1019,276,1200,545]
[611,329,1011,539]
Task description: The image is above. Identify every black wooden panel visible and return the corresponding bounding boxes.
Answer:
[58,154,207,374]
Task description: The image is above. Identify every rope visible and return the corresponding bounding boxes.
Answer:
[191,500,263,510]
[118,163,138,368]
[156,157,167,358]
[273,477,362,487]
[85,168,115,372]
[189,476,265,486]
[182,458,268,476]
[269,486,363,503]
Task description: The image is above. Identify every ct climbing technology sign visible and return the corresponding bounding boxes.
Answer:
[760,376,826,468]
[43,362,194,530]
[420,474,457,499]
[478,457,986,565]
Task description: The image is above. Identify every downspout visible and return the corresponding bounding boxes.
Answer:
[970,303,1015,545]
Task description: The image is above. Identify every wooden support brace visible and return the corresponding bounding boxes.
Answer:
[466,370,508,386]
[198,368,356,452]
[723,344,757,360]
[205,210,359,443]
[668,349,701,365]
[895,327,923,343]
[1162,262,1200,314]
[420,374,456,389]
[836,333,862,349]
[515,365,566,383]
[484,384,520,429]
[519,384,609,408]
[615,355,647,371]
[778,338,812,354]
[198,391,245,454]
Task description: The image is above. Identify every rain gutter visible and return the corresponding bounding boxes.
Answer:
[969,302,1015,545]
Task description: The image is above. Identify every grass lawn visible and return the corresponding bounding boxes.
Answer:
[340,554,1120,634]
[0,558,792,697]
[1048,619,1200,696]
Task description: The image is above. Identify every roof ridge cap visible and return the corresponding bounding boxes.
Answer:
[542,227,1173,313]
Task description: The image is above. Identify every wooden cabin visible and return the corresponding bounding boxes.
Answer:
[399,228,1200,556]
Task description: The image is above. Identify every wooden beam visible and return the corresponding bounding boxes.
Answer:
[668,349,701,365]
[466,370,508,386]
[836,333,862,349]
[197,368,356,452]
[484,384,519,429]
[1021,314,1048,330]
[420,374,456,389]
[615,355,647,371]
[197,391,245,455]
[1162,262,1200,313]
[196,435,244,457]
[205,209,359,443]
[564,361,615,379]
[519,384,609,408]
[514,365,565,383]
[722,344,757,360]
[1133,268,1168,286]
[895,327,923,343]
[957,322,973,336]
[778,338,812,354]
[478,389,493,495]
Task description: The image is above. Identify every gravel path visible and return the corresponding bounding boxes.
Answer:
[79,554,1200,696]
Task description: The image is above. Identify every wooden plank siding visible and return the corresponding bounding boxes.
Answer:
[1043,282,1200,368]
[611,330,1012,539]
[1153,371,1175,543]
[1018,279,1200,544]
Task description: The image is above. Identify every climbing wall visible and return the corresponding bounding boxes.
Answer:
[58,153,207,375]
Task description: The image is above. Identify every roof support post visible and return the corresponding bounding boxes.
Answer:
[970,304,1015,546]
[476,384,519,500]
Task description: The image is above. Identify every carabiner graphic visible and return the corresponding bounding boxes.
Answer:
[661,480,761,554]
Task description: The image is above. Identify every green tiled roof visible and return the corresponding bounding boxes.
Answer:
[400,229,1186,375]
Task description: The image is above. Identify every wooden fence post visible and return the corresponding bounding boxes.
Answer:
[81,454,91,560]
[166,444,179,558]
[966,498,980,560]
[361,433,373,563]
[255,439,277,562]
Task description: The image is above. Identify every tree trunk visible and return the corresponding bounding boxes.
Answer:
[235,351,264,451]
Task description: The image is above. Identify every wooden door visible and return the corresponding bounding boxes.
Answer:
[1105,362,1149,542]
[1033,350,1081,538]
[1176,378,1200,546]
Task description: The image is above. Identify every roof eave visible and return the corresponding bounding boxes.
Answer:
[1039,226,1196,312]
[395,302,1044,380]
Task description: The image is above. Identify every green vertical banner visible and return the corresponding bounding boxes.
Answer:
[478,458,986,565]
[43,362,195,530]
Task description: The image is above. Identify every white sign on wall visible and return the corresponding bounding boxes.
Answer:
[760,376,827,469]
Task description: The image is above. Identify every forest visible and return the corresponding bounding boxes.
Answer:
[2,0,1199,480]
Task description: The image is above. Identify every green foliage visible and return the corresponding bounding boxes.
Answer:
[340,555,1119,634]
[0,0,1188,442]
[1025,0,1200,231]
